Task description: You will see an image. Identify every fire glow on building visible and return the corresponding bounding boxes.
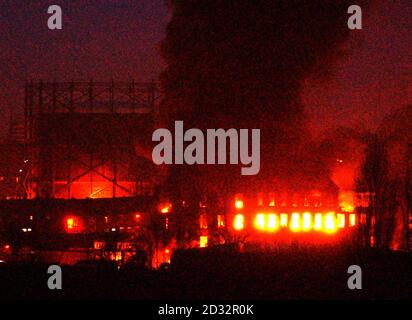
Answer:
[0,0,410,276]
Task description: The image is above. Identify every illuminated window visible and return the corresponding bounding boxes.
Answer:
[337,213,345,228]
[254,213,266,230]
[290,213,301,232]
[324,213,337,233]
[65,216,82,233]
[235,199,244,209]
[233,214,245,231]
[267,214,279,232]
[268,193,275,207]
[349,213,356,227]
[66,218,74,229]
[314,213,322,230]
[200,236,208,248]
[302,212,312,231]
[280,214,288,227]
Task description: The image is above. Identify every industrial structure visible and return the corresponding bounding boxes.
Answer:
[23,80,160,199]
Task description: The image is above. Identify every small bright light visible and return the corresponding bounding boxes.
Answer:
[217,215,225,228]
[160,204,172,213]
[111,228,116,232]
[233,214,245,231]
[135,214,141,219]
[27,228,32,232]
[165,248,170,254]
[66,218,75,229]
[22,228,27,232]
[235,199,244,209]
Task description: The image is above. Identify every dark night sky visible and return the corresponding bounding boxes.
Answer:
[0,0,410,137]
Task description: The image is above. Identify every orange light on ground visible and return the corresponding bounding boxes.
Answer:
[290,213,301,232]
[324,213,337,233]
[302,212,312,231]
[267,214,279,232]
[314,213,322,230]
[254,213,266,230]
[200,236,208,248]
[235,199,244,209]
[280,214,288,227]
[337,213,345,228]
[233,214,245,231]
[349,213,356,227]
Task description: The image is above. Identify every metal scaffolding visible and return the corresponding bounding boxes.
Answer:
[24,80,160,199]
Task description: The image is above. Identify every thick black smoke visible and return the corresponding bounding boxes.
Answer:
[160,0,367,198]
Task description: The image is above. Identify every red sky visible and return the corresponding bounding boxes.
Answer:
[0,0,410,137]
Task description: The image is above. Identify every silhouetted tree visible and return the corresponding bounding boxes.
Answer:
[356,134,388,248]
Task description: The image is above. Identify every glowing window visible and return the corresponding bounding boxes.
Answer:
[267,214,279,231]
[337,213,345,228]
[302,212,312,231]
[65,216,81,233]
[66,218,74,229]
[233,214,245,231]
[235,199,244,209]
[290,213,301,232]
[280,214,288,227]
[349,213,356,227]
[254,213,266,230]
[324,213,337,233]
[200,236,208,248]
[269,193,275,207]
[314,213,323,230]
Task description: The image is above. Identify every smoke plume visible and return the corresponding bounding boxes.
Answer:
[160,0,368,197]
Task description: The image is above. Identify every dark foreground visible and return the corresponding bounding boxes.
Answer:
[0,247,411,300]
